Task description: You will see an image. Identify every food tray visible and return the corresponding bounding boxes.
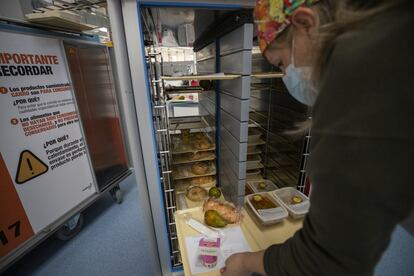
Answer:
[170,121,205,131]
[248,138,266,146]
[176,189,226,210]
[173,163,216,180]
[171,132,210,142]
[174,206,304,275]
[247,154,262,165]
[272,187,310,219]
[246,192,288,225]
[169,99,197,104]
[247,145,262,155]
[248,128,262,143]
[173,151,216,165]
[174,177,217,193]
[172,139,215,154]
[246,162,264,171]
[246,170,263,180]
[248,179,278,193]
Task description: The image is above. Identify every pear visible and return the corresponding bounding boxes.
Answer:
[204,210,229,228]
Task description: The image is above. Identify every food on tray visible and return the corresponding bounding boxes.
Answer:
[291,195,303,204]
[258,181,267,190]
[186,186,208,202]
[195,138,212,150]
[188,152,203,160]
[250,194,277,210]
[173,95,185,100]
[181,129,190,144]
[245,185,254,195]
[188,151,212,161]
[191,176,214,185]
[195,132,205,140]
[204,210,229,228]
[208,187,222,199]
[199,237,220,268]
[203,198,242,224]
[191,162,209,175]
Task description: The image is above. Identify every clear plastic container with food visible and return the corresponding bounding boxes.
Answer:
[271,187,310,219]
[246,192,288,225]
[248,179,278,193]
[244,183,255,195]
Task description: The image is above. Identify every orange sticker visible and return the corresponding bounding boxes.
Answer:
[0,153,34,257]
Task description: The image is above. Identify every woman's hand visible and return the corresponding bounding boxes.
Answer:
[220,251,266,276]
[220,252,250,276]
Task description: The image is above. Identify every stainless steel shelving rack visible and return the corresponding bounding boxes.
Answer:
[145,49,181,267]
[248,75,311,192]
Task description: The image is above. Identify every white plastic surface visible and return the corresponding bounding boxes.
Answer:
[185,217,219,238]
[272,187,310,219]
[246,193,288,225]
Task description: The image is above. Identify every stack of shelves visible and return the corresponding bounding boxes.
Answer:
[146,49,181,267]
[248,54,310,190]
[246,127,265,181]
[171,127,217,210]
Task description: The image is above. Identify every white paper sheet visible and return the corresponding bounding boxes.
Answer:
[184,226,251,275]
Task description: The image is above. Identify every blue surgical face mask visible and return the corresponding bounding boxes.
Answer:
[282,35,317,106]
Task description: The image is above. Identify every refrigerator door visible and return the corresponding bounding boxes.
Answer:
[64,43,129,191]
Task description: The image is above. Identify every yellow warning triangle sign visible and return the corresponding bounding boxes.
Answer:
[15,150,48,184]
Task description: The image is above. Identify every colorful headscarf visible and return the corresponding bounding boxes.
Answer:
[254,0,320,52]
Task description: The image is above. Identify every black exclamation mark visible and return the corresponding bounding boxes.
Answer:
[27,159,34,175]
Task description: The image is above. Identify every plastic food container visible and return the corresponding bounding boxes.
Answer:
[244,183,255,195]
[272,187,310,219]
[198,237,220,268]
[248,179,278,193]
[246,192,288,225]
[248,128,262,143]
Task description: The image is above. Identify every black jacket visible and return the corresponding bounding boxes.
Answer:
[264,3,414,275]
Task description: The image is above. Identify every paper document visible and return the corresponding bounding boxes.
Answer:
[184,226,251,275]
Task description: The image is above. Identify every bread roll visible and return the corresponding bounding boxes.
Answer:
[191,162,209,175]
[191,176,214,185]
[186,186,208,202]
[195,139,211,150]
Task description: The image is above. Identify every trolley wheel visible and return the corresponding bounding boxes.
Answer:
[55,213,84,241]
[110,185,123,204]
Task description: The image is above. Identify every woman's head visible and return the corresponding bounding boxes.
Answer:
[255,0,335,71]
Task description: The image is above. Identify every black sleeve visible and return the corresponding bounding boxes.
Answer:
[264,7,414,276]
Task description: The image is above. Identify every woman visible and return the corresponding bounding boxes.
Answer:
[221,0,414,275]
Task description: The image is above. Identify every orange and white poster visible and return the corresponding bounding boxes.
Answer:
[0,30,97,255]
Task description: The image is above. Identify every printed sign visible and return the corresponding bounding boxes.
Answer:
[15,150,49,184]
[0,154,35,257]
[0,31,97,242]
